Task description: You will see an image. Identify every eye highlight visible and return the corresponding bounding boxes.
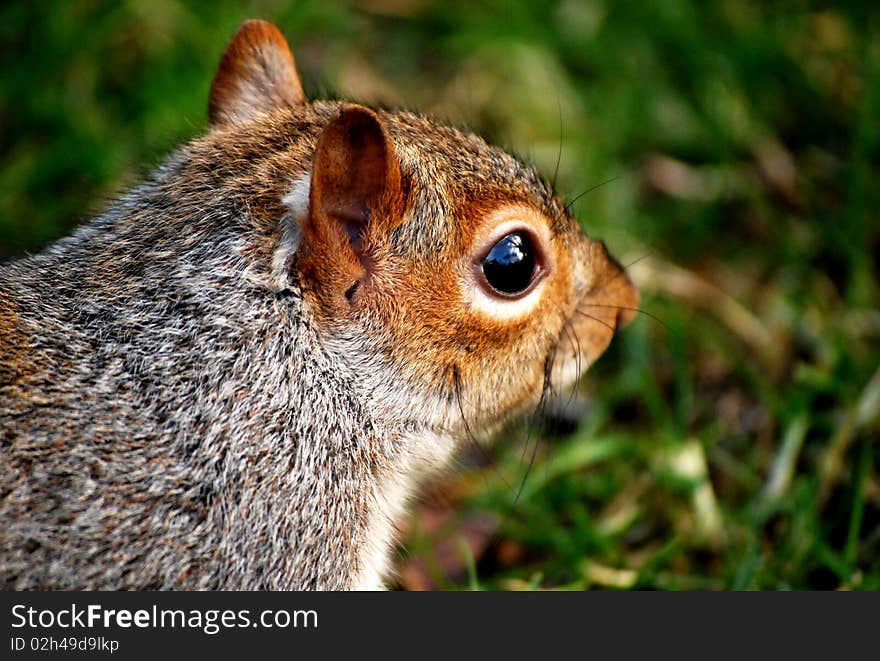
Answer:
[481,231,538,297]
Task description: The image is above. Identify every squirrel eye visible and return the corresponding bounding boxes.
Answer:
[481,232,538,297]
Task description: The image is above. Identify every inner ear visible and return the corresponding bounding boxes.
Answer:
[306,105,404,263]
[208,19,305,126]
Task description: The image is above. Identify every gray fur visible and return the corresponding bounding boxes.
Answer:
[0,101,607,590]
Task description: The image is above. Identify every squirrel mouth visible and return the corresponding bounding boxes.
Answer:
[551,298,622,392]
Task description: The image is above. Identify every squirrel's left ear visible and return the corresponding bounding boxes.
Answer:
[209,19,305,126]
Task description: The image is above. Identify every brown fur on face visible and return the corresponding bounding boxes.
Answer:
[323,188,638,434]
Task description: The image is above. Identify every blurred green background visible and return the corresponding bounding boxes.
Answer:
[2,0,878,589]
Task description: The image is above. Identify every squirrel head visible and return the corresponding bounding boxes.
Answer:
[207,20,638,439]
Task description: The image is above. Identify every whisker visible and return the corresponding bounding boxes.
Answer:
[583,253,651,302]
[561,323,584,411]
[451,363,515,495]
[514,350,557,505]
[622,253,651,271]
[573,309,615,333]
[564,176,619,215]
[551,97,563,193]
[574,253,653,309]
[517,339,557,467]
[580,303,667,328]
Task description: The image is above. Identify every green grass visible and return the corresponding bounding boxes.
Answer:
[2,0,878,590]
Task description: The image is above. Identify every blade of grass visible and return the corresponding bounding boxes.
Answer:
[761,412,809,504]
[844,441,871,570]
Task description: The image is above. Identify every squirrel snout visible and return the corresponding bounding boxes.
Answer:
[587,240,640,328]
[549,237,639,387]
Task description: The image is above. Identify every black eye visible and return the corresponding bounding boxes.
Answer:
[481,232,537,296]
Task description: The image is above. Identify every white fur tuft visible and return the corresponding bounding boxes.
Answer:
[267,173,311,291]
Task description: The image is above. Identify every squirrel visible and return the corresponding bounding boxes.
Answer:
[0,19,638,590]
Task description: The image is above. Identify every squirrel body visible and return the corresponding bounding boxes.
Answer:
[0,21,637,589]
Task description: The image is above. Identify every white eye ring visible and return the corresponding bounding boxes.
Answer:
[464,207,554,322]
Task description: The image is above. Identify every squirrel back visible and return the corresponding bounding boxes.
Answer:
[0,20,638,589]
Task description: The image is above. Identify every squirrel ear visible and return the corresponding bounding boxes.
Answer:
[306,105,405,257]
[208,19,305,126]
[298,105,405,310]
